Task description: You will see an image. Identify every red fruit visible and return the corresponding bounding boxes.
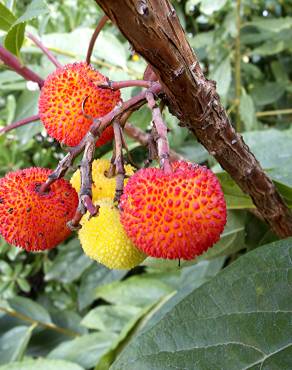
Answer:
[38,62,120,146]
[0,168,78,251]
[120,161,226,260]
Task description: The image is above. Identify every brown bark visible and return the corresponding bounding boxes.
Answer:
[95,0,292,237]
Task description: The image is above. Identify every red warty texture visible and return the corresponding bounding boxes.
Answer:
[120,161,227,260]
[0,168,78,251]
[39,62,121,146]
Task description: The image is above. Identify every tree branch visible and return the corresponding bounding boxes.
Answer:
[95,0,292,237]
[0,45,44,88]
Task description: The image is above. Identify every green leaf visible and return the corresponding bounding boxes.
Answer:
[4,23,25,57]
[217,172,254,209]
[243,129,292,169]
[111,239,292,370]
[198,211,246,260]
[13,90,42,144]
[48,332,118,369]
[45,239,92,284]
[7,296,52,324]
[42,28,127,68]
[210,56,231,98]
[0,359,84,370]
[239,90,255,131]
[0,3,16,31]
[81,305,141,332]
[93,31,128,68]
[252,40,286,56]
[4,0,49,56]
[0,325,34,365]
[95,275,173,307]
[200,0,228,15]
[247,17,292,32]
[251,82,286,106]
[12,0,49,25]
[0,71,26,91]
[78,264,126,310]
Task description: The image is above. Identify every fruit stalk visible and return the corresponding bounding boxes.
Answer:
[146,91,172,173]
[40,82,162,194]
[124,122,183,162]
[0,45,44,88]
[86,14,109,64]
[95,0,292,237]
[113,120,126,202]
[68,134,98,229]
[78,133,98,215]
[27,32,62,68]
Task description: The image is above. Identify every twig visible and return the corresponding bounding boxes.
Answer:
[79,134,97,214]
[124,122,183,161]
[86,15,109,65]
[97,79,153,90]
[68,133,98,229]
[113,120,125,203]
[256,109,292,117]
[0,114,40,135]
[0,306,80,338]
[0,45,44,88]
[104,146,116,178]
[146,91,172,173]
[27,32,62,69]
[40,82,161,194]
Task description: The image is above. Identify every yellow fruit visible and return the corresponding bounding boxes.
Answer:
[79,199,145,269]
[70,159,135,201]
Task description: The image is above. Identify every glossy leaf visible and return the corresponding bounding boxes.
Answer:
[0,3,16,31]
[0,359,84,370]
[45,239,92,284]
[111,239,292,370]
[48,332,118,369]
[0,325,34,365]
[7,296,52,324]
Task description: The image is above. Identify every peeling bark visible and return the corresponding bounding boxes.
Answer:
[95,0,292,237]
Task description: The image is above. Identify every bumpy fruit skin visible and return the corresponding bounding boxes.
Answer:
[0,168,78,251]
[38,62,121,146]
[70,159,135,202]
[79,199,145,270]
[120,161,227,260]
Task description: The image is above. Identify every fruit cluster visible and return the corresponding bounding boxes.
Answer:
[0,63,227,270]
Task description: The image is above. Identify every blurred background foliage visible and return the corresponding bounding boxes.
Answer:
[0,0,291,369]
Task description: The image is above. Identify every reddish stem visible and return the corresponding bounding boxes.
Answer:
[0,114,40,135]
[146,91,172,173]
[0,45,44,88]
[113,120,125,202]
[83,195,98,216]
[27,32,62,69]
[124,122,183,162]
[86,15,109,64]
[97,79,153,90]
[40,82,162,194]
